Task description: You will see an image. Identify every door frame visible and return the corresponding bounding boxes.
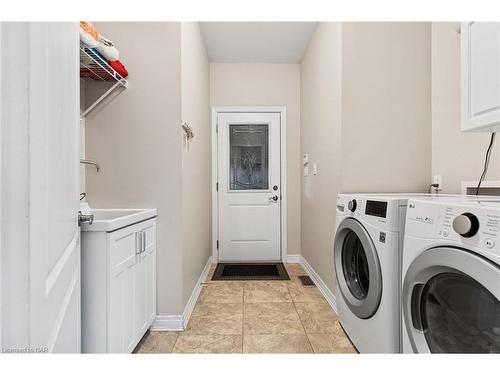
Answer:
[211,106,287,264]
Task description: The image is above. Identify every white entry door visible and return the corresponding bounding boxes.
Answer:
[1,22,81,352]
[217,112,281,261]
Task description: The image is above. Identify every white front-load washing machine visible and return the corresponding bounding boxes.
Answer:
[334,193,429,353]
[402,197,500,353]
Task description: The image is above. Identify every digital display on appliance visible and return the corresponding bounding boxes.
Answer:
[365,200,387,218]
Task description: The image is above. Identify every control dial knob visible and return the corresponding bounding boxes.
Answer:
[348,199,357,212]
[452,212,479,238]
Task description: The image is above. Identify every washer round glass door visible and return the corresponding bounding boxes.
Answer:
[403,247,500,353]
[334,218,382,319]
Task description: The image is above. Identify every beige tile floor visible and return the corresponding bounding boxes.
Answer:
[135,263,357,354]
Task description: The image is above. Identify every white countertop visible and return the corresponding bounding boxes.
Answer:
[80,208,157,232]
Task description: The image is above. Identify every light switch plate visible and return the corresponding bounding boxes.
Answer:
[303,166,309,177]
[303,153,309,165]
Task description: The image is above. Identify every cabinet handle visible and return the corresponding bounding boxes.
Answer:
[142,231,146,253]
[136,232,142,255]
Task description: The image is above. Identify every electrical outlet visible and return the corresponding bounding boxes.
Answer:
[433,174,442,187]
[303,153,309,165]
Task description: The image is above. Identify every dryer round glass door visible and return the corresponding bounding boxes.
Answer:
[334,218,382,319]
[342,231,370,299]
[403,246,500,353]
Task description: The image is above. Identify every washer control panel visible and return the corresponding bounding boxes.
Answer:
[407,199,500,257]
[441,206,499,242]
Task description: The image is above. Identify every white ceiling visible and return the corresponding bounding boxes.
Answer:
[199,22,316,63]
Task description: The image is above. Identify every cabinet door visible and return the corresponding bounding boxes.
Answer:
[134,219,157,339]
[108,227,139,353]
[461,22,500,132]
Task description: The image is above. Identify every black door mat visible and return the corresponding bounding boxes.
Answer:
[212,263,290,281]
[298,275,315,287]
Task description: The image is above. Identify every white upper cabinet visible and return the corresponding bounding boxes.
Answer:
[461,22,500,132]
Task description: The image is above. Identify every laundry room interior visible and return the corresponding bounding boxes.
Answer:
[1,6,500,362]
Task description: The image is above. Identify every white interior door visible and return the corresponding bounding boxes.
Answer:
[1,22,81,352]
[29,22,81,353]
[217,112,281,262]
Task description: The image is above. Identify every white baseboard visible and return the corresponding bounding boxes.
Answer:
[284,254,301,263]
[151,256,212,331]
[300,256,337,313]
[180,256,212,329]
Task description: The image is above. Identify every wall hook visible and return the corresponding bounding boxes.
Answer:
[182,122,195,141]
[182,122,195,150]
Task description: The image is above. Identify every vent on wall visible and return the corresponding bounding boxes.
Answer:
[461,181,500,196]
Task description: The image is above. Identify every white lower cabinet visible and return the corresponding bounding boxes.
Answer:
[81,218,157,353]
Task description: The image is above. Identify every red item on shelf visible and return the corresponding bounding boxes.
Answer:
[110,60,129,78]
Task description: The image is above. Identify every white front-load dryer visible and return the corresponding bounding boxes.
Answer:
[402,197,500,353]
[334,194,429,353]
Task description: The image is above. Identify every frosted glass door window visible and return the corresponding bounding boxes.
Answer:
[229,124,269,190]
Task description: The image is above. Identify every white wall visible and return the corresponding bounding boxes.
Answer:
[85,22,211,316]
[431,22,500,194]
[300,22,433,294]
[85,22,185,314]
[180,23,211,307]
[210,63,302,256]
[300,23,343,293]
[341,22,432,193]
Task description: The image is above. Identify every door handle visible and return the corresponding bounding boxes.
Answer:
[142,231,146,253]
[411,284,426,331]
[136,232,143,255]
[269,195,279,202]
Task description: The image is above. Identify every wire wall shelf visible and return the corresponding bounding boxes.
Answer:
[80,43,128,118]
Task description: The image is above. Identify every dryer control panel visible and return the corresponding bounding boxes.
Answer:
[336,194,406,232]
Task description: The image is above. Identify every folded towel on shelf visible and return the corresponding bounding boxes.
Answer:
[79,21,100,48]
[95,35,120,62]
[110,60,129,78]
[89,48,107,63]
[80,49,115,81]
